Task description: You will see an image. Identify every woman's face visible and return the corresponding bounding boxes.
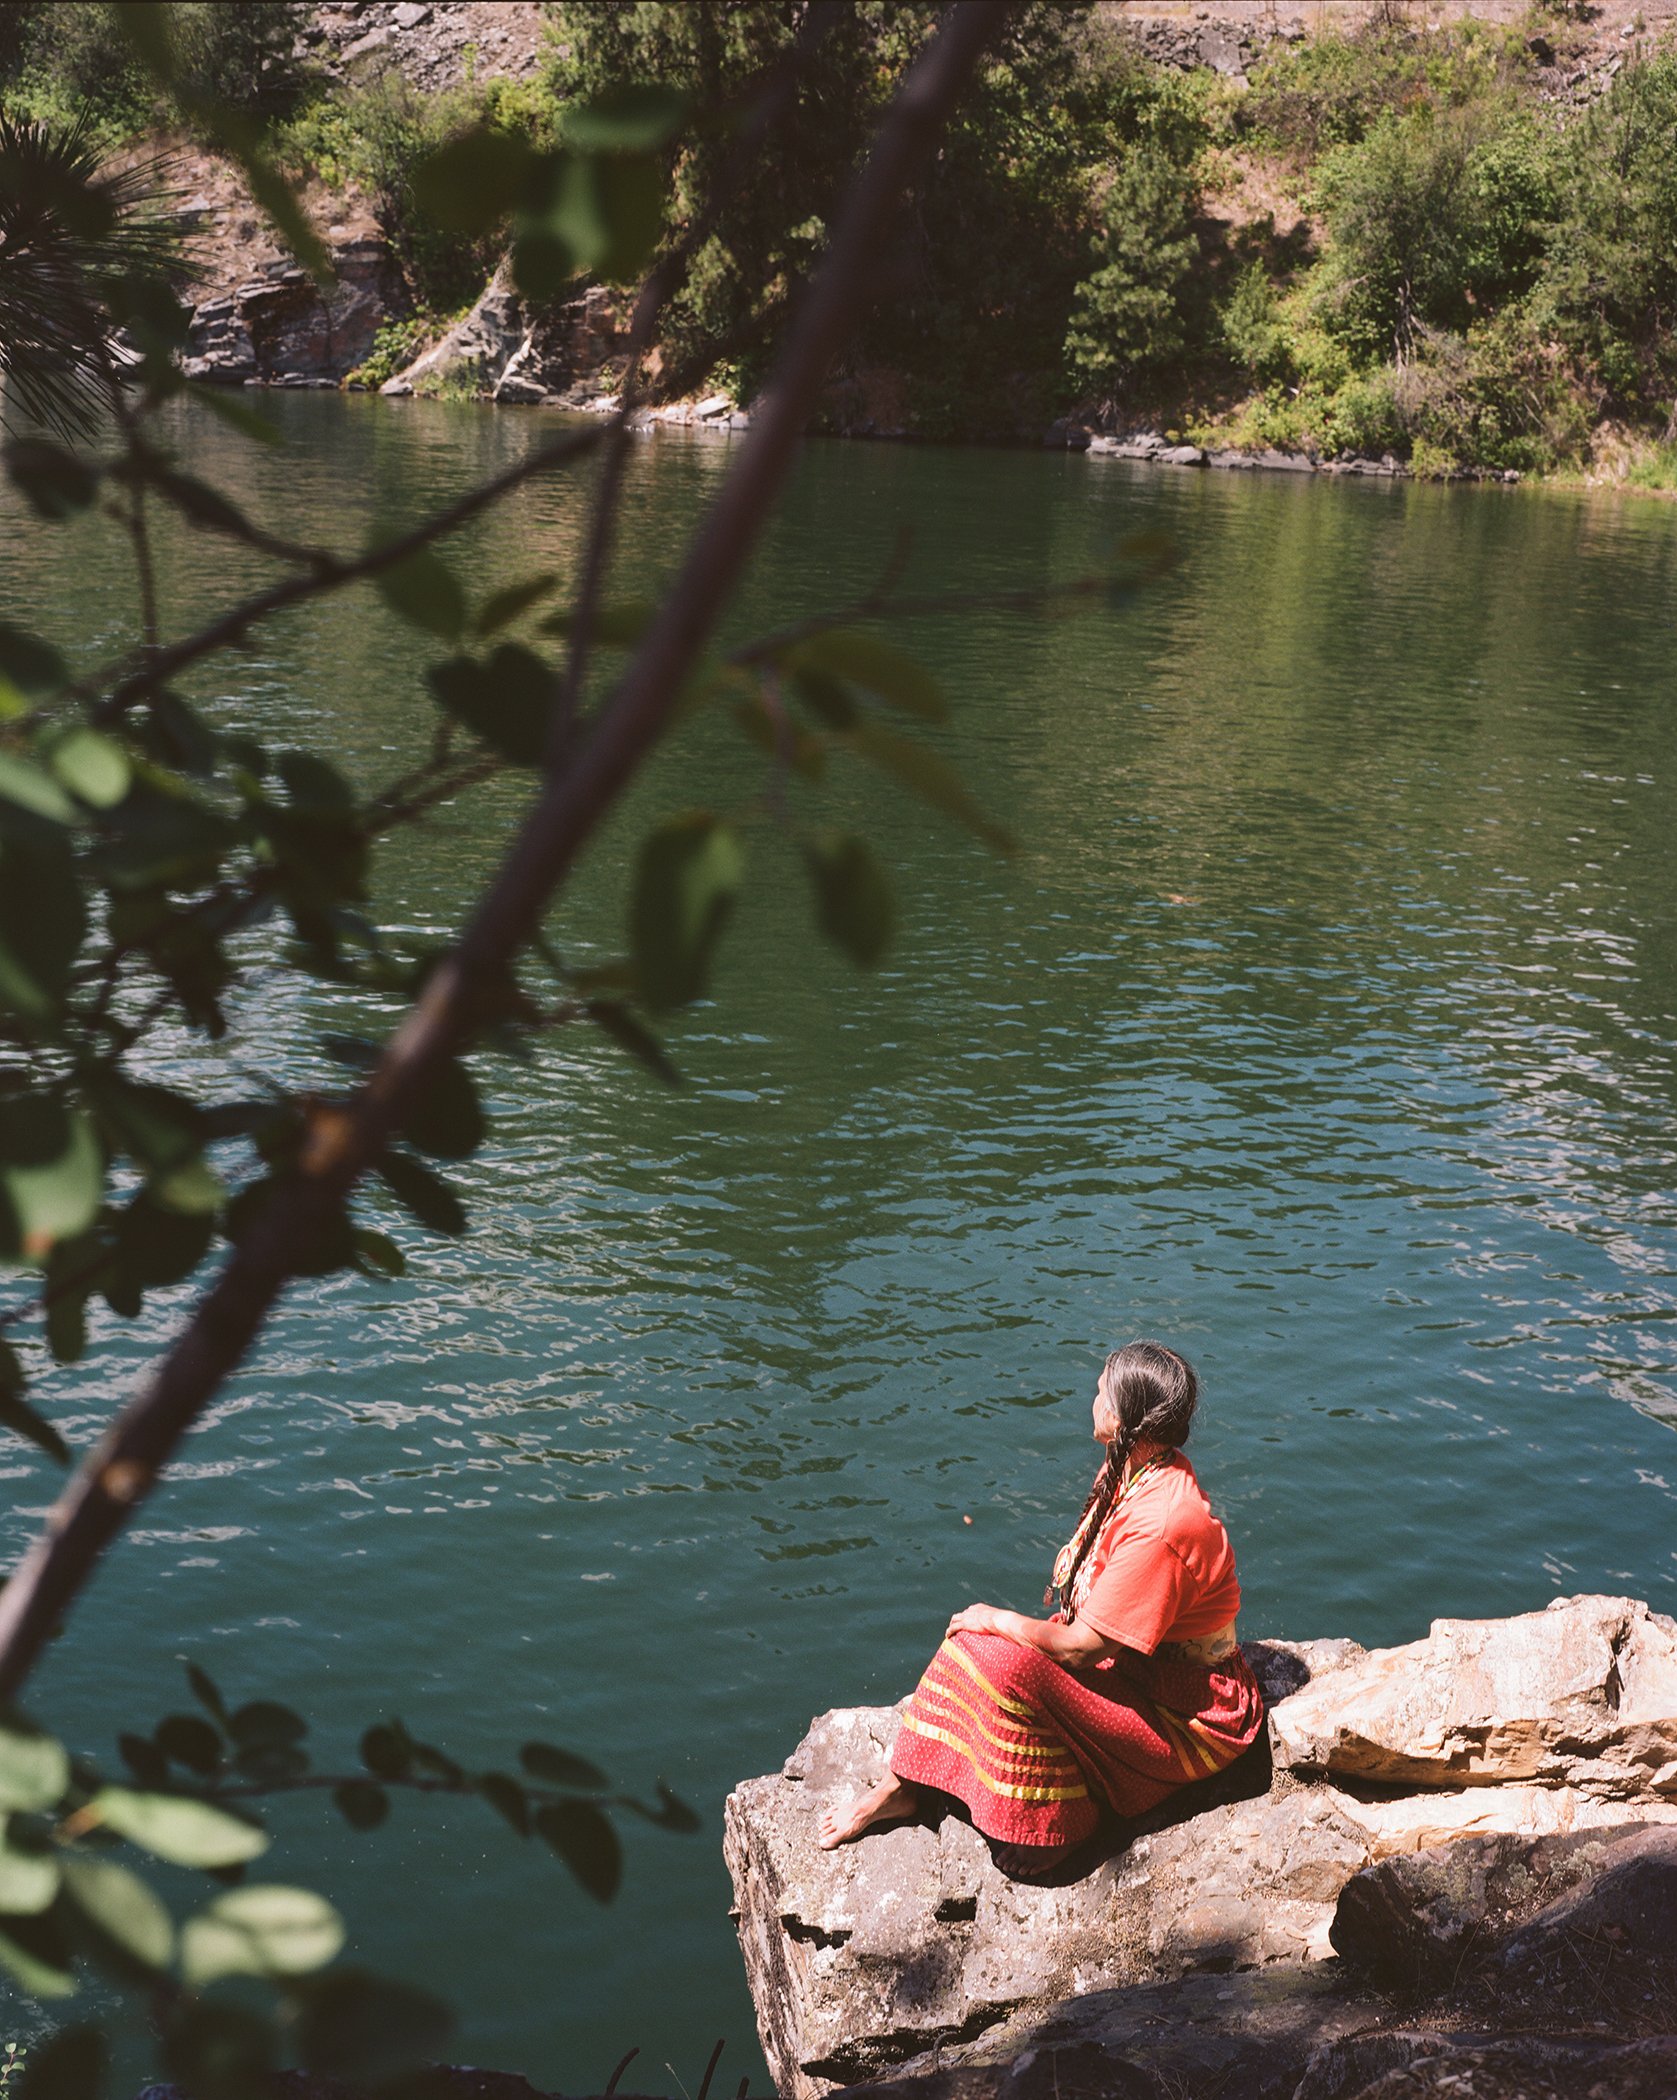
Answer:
[1092,1377,1119,1444]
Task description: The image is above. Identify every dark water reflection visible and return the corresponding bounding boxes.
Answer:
[2,396,1676,2087]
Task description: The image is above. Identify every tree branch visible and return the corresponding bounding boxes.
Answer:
[0,0,1008,1704]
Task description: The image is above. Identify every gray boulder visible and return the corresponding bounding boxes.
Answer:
[182,240,404,387]
[1270,1594,1677,1798]
[1329,1820,1664,1986]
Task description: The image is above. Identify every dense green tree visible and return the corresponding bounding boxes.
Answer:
[547,0,1154,434]
[1544,49,1677,402]
[1310,103,1557,367]
[1062,142,1201,408]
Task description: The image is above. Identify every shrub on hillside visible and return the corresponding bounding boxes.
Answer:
[0,2,306,137]
[1544,49,1677,404]
[1310,102,1558,366]
[1242,17,1524,158]
[278,74,547,310]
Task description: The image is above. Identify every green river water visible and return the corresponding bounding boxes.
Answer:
[2,394,1676,2090]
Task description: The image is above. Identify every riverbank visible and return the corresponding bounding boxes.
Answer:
[19,2,1677,484]
[727,1596,1677,2100]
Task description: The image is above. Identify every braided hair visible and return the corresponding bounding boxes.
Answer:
[1050,1341,1199,1613]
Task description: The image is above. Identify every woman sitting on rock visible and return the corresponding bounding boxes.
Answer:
[818,1341,1263,1875]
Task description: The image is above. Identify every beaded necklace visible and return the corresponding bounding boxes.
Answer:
[1047,1451,1171,1616]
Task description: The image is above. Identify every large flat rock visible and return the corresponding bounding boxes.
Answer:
[727,1602,1677,2099]
[1270,1595,1677,1795]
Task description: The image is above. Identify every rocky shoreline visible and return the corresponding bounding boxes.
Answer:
[724,1594,1677,2100]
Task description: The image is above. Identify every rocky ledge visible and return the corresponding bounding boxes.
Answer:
[724,1594,1677,2100]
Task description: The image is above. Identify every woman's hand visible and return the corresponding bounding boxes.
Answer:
[947,1603,1011,1640]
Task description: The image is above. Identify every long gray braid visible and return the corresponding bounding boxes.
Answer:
[1048,1341,1199,1613]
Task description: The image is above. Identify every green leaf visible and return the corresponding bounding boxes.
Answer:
[629,813,744,1012]
[375,550,466,642]
[803,832,895,969]
[426,644,559,766]
[140,692,222,775]
[843,720,1015,854]
[0,840,85,1023]
[3,440,100,522]
[61,1853,175,1972]
[228,1701,306,1750]
[400,1059,486,1162]
[84,1074,203,1175]
[0,1105,103,1264]
[45,730,131,810]
[186,381,281,445]
[89,1788,268,1867]
[0,621,69,694]
[332,1779,388,1831]
[43,1289,86,1366]
[584,1002,682,1088]
[187,1662,228,1725]
[476,1772,529,1837]
[473,572,562,638]
[0,1336,67,1462]
[233,1739,307,1785]
[788,664,857,730]
[520,1740,608,1791]
[790,631,946,721]
[0,1723,68,1813]
[144,468,262,544]
[0,754,76,827]
[562,85,688,152]
[360,1722,412,1782]
[533,1799,621,1901]
[112,1193,213,1292]
[93,784,238,893]
[15,2023,107,2100]
[277,750,356,814]
[541,599,655,648]
[731,695,826,780]
[155,1713,223,1776]
[527,149,666,286]
[152,1157,223,1215]
[0,1913,74,1998]
[351,1228,406,1279]
[0,1816,60,1913]
[294,1967,453,2084]
[181,1884,343,1985]
[411,127,538,234]
[118,1734,169,1788]
[161,1999,276,2100]
[0,1386,69,1463]
[374,1150,467,1237]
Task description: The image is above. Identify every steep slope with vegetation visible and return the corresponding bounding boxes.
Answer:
[8,1,1677,480]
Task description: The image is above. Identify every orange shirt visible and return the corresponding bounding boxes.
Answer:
[1067,1452,1241,1653]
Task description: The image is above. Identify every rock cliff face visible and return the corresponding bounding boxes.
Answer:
[379,265,627,405]
[724,1596,1677,2100]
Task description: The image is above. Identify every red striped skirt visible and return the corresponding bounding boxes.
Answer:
[888,1630,1264,1848]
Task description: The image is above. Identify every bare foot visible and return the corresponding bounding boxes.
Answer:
[817,1773,922,1850]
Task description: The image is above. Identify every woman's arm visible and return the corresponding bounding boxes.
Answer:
[946,1601,1121,1668]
